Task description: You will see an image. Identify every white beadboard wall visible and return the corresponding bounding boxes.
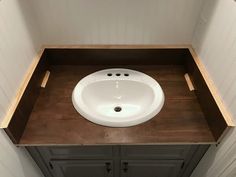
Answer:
[191,0,236,177]
[0,0,43,177]
[1,0,236,177]
[30,0,203,45]
[0,1,205,177]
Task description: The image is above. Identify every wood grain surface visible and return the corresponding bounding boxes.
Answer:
[19,65,214,145]
[46,48,188,65]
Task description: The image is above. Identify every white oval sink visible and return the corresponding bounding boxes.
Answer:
[72,68,164,127]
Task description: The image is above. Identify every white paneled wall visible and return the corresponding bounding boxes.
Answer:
[30,0,203,45]
[0,1,205,177]
[1,0,236,177]
[0,0,42,119]
[0,0,43,177]
[191,0,236,177]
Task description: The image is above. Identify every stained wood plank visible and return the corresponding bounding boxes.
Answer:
[46,49,188,65]
[19,65,214,145]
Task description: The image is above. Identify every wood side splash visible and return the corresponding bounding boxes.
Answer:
[0,48,45,128]
[4,51,49,143]
[185,48,234,142]
[188,48,234,127]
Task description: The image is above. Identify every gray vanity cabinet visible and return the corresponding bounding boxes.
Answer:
[27,145,209,177]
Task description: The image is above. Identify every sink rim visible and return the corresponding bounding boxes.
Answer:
[72,68,165,127]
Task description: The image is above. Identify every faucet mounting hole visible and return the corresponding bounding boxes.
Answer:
[114,106,122,112]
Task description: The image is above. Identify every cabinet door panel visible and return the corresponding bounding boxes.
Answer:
[121,146,191,159]
[51,160,113,177]
[38,146,113,159]
[121,160,183,177]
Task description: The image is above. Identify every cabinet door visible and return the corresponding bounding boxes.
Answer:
[120,146,192,160]
[50,160,113,177]
[121,160,183,177]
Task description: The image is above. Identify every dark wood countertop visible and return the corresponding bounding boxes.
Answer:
[19,65,215,145]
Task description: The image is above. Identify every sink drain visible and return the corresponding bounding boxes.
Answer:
[114,106,122,112]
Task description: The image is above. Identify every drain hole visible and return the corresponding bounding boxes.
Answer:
[107,73,112,76]
[116,73,121,76]
[114,106,122,112]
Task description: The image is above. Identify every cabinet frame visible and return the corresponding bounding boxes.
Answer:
[27,145,209,177]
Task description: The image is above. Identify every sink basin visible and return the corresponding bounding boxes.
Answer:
[72,68,164,127]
